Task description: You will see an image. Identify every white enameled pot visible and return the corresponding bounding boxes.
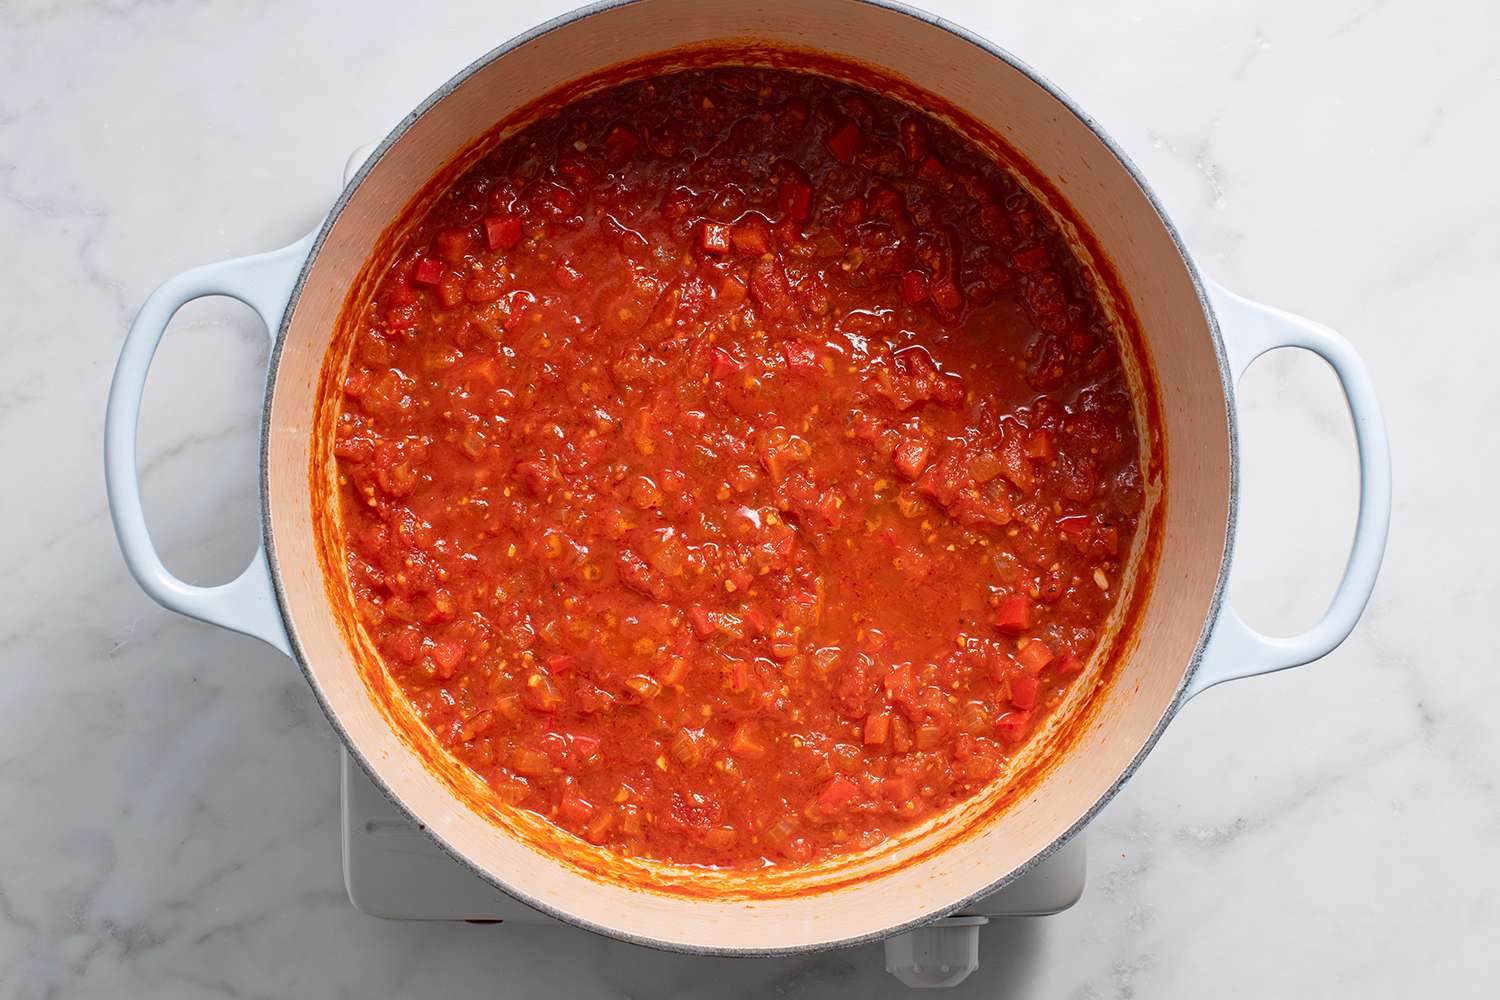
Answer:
[104,0,1390,955]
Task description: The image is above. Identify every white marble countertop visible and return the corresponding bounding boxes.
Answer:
[2,0,1495,995]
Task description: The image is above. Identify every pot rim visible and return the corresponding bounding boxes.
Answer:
[259,0,1238,956]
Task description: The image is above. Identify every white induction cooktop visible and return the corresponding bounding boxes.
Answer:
[342,751,1085,988]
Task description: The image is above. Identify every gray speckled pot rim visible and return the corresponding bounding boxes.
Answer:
[258,0,1238,958]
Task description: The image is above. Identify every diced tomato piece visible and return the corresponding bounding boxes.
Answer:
[514,458,554,496]
[868,184,904,218]
[342,366,373,397]
[432,226,473,263]
[864,712,890,746]
[569,732,601,760]
[412,257,444,286]
[557,154,594,189]
[930,275,962,311]
[730,721,764,757]
[900,270,928,304]
[756,429,809,483]
[731,216,771,255]
[724,659,750,694]
[882,774,917,803]
[882,662,916,702]
[1018,639,1054,674]
[334,434,374,462]
[1025,429,1055,461]
[432,639,465,679]
[558,790,597,824]
[995,710,1032,743]
[623,673,662,700]
[1012,243,1051,273]
[778,179,813,221]
[825,119,862,165]
[892,436,933,480]
[917,155,947,181]
[782,341,820,375]
[1009,673,1039,710]
[993,594,1031,634]
[484,213,522,251]
[389,628,421,664]
[554,260,583,288]
[699,221,732,255]
[717,273,748,305]
[817,774,859,810]
[386,264,418,305]
[464,267,505,304]
[741,605,768,638]
[1098,525,1120,557]
[583,811,616,844]
[384,302,418,331]
[702,825,737,850]
[1057,515,1091,539]
[628,471,663,513]
[1039,568,1071,603]
[372,444,417,498]
[465,357,501,385]
[749,258,792,316]
[999,433,1036,492]
[436,272,465,309]
[603,123,639,163]
[833,655,869,723]
[849,412,885,444]
[898,116,930,163]
[709,346,743,378]
[839,194,866,226]
[768,622,799,660]
[779,96,810,129]
[538,181,578,216]
[811,487,845,529]
[1056,652,1085,678]
[688,606,716,638]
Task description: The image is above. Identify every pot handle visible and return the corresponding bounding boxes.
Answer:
[104,233,317,657]
[1186,281,1391,698]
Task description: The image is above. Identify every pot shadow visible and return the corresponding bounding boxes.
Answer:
[727,916,1050,1000]
[419,913,1050,999]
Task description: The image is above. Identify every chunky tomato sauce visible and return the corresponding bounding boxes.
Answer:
[330,67,1144,868]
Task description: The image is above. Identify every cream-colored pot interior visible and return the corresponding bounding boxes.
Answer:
[265,0,1230,953]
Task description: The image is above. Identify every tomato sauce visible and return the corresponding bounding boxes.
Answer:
[330,67,1144,868]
